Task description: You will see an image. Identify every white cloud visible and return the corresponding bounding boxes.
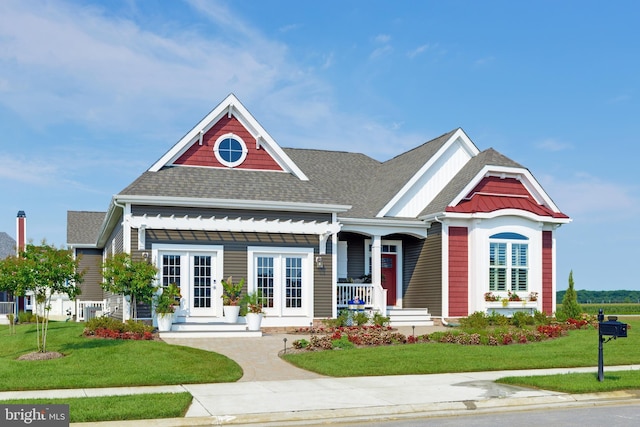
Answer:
[374,34,391,44]
[407,44,430,58]
[0,0,303,133]
[0,154,60,186]
[279,23,302,33]
[539,173,640,221]
[535,138,573,152]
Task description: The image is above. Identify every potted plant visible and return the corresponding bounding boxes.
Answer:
[155,283,181,332]
[221,276,244,323]
[528,291,538,302]
[242,290,265,331]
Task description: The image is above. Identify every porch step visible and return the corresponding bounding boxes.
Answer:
[160,321,262,338]
[388,308,434,327]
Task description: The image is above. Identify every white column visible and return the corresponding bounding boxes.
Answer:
[371,235,387,314]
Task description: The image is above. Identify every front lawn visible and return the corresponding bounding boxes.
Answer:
[0,321,242,390]
[282,319,640,377]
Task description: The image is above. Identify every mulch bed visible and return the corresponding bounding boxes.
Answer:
[17,351,65,361]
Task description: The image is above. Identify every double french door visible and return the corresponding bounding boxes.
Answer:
[250,248,313,317]
[158,248,222,317]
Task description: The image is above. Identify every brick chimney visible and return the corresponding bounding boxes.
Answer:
[16,210,26,255]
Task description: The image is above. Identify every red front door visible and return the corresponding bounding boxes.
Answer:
[381,254,397,306]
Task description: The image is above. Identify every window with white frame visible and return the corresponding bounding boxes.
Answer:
[489,233,528,293]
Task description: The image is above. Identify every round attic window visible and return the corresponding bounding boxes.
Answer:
[213,133,248,167]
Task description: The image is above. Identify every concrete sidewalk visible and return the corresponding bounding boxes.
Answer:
[1,366,638,426]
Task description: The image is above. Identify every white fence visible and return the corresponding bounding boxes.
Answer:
[77,300,106,321]
[0,302,15,324]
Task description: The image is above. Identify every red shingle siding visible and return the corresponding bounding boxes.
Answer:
[174,116,283,171]
[448,226,468,316]
[542,230,553,315]
[447,177,569,219]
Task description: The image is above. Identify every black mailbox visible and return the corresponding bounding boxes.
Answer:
[599,320,628,338]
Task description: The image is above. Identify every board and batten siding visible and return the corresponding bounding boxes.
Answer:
[75,248,104,301]
[135,228,334,318]
[402,223,443,315]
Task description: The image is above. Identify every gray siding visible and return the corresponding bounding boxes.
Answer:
[75,248,104,301]
[403,223,443,315]
[340,232,367,280]
[141,229,333,318]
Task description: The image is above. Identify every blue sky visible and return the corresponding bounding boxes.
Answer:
[0,0,638,291]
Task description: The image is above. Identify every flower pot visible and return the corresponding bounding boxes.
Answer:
[245,312,263,331]
[157,313,174,332]
[223,305,240,323]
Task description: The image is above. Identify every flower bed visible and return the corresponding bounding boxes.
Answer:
[291,317,594,351]
[83,317,156,341]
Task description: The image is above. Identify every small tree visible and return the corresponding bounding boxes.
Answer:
[558,270,582,321]
[0,242,83,353]
[101,253,158,320]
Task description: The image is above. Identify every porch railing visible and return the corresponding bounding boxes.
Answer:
[337,283,374,308]
[77,300,106,321]
[0,302,15,316]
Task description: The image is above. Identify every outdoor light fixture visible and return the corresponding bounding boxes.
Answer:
[315,256,324,269]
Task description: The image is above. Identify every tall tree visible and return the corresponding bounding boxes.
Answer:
[559,270,582,321]
[101,253,158,320]
[0,242,83,353]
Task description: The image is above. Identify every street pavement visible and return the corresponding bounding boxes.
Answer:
[1,326,639,426]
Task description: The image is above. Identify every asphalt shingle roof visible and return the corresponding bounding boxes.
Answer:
[0,232,16,259]
[67,211,106,245]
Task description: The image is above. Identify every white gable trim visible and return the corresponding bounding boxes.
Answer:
[450,165,563,212]
[376,128,480,218]
[441,210,571,224]
[148,94,308,181]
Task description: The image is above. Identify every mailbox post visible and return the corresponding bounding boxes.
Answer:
[597,308,628,382]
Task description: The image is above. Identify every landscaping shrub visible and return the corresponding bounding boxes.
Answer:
[486,311,510,326]
[353,311,369,326]
[511,311,535,328]
[459,311,488,330]
[372,312,390,327]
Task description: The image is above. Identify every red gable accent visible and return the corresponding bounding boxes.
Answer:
[173,116,283,171]
[446,177,569,219]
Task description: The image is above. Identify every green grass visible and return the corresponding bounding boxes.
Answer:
[0,321,242,390]
[282,319,640,377]
[498,370,640,393]
[1,392,192,423]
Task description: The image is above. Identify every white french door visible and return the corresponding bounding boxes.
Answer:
[156,245,223,317]
[249,247,313,317]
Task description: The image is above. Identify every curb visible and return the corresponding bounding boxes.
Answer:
[70,391,640,426]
